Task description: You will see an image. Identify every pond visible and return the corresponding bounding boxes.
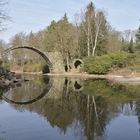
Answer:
[0,75,140,140]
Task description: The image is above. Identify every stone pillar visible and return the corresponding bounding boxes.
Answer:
[0,52,3,66]
[46,52,65,73]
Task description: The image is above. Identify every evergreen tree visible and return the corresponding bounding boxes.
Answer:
[136,26,140,43]
[79,2,109,56]
[135,26,140,51]
[95,11,108,56]
[82,2,96,56]
[43,14,79,71]
[121,37,128,51]
[128,38,134,53]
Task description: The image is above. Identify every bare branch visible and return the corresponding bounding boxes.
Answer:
[0,0,9,31]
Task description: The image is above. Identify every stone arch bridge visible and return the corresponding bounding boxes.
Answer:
[4,46,65,73]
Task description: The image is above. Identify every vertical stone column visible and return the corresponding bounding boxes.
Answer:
[0,52,3,66]
[46,52,65,73]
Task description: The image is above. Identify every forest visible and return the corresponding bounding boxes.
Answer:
[1,2,140,74]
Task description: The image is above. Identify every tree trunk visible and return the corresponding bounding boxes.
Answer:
[92,24,100,56]
[90,32,94,53]
[92,96,98,118]
[87,16,90,57]
[86,95,90,136]
[66,54,70,72]
[87,35,90,56]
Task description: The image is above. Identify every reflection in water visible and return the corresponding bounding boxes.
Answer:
[2,76,51,105]
[0,76,140,140]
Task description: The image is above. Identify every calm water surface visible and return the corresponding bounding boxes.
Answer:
[0,75,140,140]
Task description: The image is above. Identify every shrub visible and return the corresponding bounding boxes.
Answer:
[109,51,134,68]
[84,55,112,74]
[83,51,134,74]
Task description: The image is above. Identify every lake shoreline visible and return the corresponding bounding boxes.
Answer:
[10,71,140,84]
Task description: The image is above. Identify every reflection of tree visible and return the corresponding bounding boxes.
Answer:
[75,94,109,140]
[42,78,79,133]
[0,86,9,102]
[1,76,50,109]
[43,99,75,133]
[1,77,140,139]
[35,79,111,139]
[136,100,140,125]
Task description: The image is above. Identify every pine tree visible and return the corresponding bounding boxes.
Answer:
[80,2,109,56]
[135,26,140,51]
[84,2,96,56]
[43,14,78,71]
[128,38,134,53]
[94,11,108,56]
[136,27,140,43]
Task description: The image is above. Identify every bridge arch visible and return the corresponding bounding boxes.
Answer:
[4,46,53,72]
[2,77,53,105]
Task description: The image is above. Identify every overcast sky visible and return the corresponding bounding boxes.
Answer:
[0,0,140,42]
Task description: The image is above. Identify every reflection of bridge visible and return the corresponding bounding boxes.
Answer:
[1,77,83,105]
[4,46,65,73]
[2,80,52,105]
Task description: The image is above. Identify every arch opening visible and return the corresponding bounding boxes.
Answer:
[4,46,53,73]
[42,64,50,73]
[73,59,83,69]
[74,60,82,68]
[2,76,52,105]
[74,81,82,90]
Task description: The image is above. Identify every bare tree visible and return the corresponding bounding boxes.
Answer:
[106,28,122,52]
[0,0,9,31]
